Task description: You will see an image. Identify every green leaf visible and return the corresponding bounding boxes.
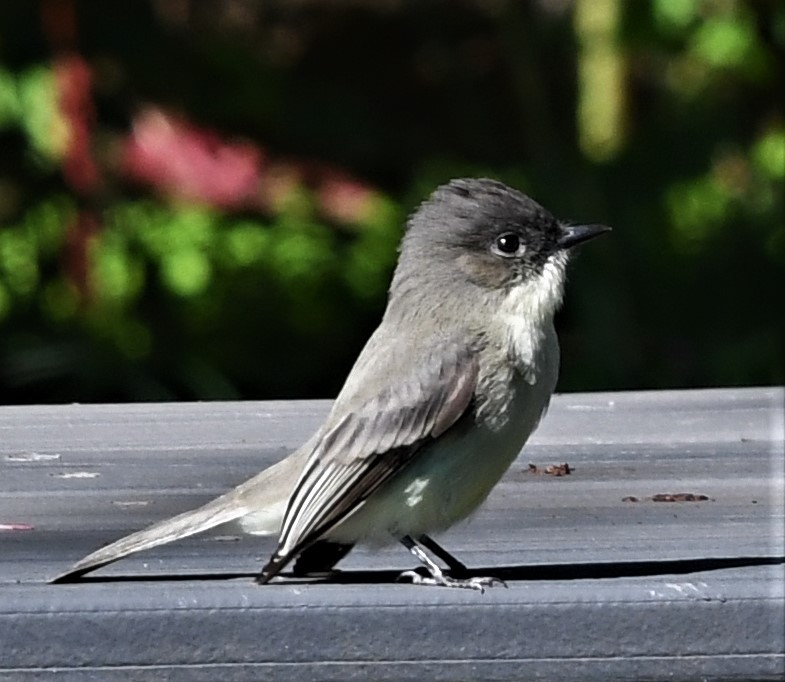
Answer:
[160,248,212,297]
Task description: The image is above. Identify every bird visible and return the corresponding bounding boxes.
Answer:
[52,178,609,590]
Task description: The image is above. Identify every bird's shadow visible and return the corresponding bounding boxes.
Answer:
[58,555,783,584]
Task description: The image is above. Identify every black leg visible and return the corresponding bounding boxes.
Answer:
[292,540,354,577]
[397,535,505,592]
[417,534,469,576]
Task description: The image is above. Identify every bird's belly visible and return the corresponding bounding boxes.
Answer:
[326,372,552,546]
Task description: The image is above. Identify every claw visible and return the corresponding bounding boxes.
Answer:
[396,535,507,592]
[397,569,506,593]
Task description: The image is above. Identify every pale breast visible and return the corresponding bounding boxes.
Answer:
[327,328,559,546]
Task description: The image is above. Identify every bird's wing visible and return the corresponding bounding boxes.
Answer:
[259,342,479,581]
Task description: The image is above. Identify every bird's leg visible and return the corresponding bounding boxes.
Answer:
[397,535,506,592]
[417,534,469,576]
[292,541,354,577]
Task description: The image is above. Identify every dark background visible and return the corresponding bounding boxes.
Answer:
[0,0,782,404]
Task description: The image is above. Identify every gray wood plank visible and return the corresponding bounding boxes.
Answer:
[1,388,783,680]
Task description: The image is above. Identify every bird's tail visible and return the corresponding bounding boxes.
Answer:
[50,491,250,583]
[51,453,300,583]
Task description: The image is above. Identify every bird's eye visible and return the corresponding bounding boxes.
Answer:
[491,232,524,258]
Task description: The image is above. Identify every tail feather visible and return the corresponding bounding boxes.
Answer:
[51,492,250,583]
[51,450,305,583]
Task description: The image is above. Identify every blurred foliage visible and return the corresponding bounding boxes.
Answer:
[0,0,782,404]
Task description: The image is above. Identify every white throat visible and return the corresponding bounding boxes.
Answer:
[498,251,567,378]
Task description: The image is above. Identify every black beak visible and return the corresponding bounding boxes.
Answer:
[558,223,612,249]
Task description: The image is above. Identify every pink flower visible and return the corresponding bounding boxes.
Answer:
[55,54,100,194]
[123,108,263,209]
[317,173,376,224]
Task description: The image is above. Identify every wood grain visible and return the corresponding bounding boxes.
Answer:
[1,388,783,680]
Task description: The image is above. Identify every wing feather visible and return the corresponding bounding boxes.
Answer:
[259,342,478,581]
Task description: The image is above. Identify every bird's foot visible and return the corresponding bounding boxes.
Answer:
[397,568,506,593]
[397,535,506,592]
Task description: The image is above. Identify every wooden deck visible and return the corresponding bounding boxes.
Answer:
[1,387,783,680]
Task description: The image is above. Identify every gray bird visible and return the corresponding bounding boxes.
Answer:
[53,178,609,590]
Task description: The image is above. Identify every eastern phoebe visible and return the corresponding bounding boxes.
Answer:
[53,178,609,590]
